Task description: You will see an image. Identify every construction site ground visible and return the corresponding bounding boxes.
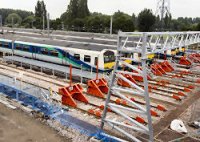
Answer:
[0,102,69,142]
[154,90,200,142]
[1,58,200,141]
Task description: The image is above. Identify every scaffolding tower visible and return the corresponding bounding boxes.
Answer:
[101,31,200,142]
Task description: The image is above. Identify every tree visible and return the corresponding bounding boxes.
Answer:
[164,14,172,30]
[196,23,200,31]
[113,11,135,33]
[35,0,47,29]
[71,18,85,31]
[137,9,156,32]
[132,13,137,28]
[61,0,90,29]
[51,18,62,30]
[84,13,110,33]
[155,15,161,31]
[0,8,33,25]
[65,0,78,25]
[85,14,101,32]
[6,13,22,27]
[22,15,35,28]
[77,0,90,18]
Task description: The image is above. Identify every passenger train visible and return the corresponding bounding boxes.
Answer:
[0,37,183,72]
[0,38,117,72]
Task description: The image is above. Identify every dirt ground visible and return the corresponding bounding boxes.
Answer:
[0,103,71,142]
[153,89,200,142]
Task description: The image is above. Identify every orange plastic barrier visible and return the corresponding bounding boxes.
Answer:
[157,105,167,111]
[187,85,195,89]
[117,74,137,87]
[179,57,192,65]
[160,61,174,72]
[135,116,146,124]
[88,108,102,117]
[196,79,200,83]
[59,84,88,107]
[177,92,186,97]
[87,78,109,98]
[188,53,200,63]
[172,94,182,101]
[150,110,159,117]
[132,68,151,82]
[115,98,127,105]
[184,88,191,92]
[99,105,112,112]
[151,63,166,76]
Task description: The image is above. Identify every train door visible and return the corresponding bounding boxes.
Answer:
[94,57,98,66]
[62,52,69,65]
[32,46,36,59]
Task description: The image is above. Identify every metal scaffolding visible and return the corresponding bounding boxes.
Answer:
[101,31,200,142]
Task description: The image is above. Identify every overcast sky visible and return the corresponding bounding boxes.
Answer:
[0,0,199,19]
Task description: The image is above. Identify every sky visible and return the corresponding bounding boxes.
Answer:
[0,0,199,19]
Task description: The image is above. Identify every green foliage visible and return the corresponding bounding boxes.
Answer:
[6,13,22,27]
[196,23,200,31]
[22,15,35,28]
[137,9,156,32]
[35,0,47,29]
[170,17,199,31]
[71,18,85,31]
[0,8,33,25]
[164,14,172,30]
[51,18,62,30]
[62,0,90,27]
[113,11,135,33]
[84,13,105,33]
[77,0,90,18]
[155,15,161,30]
[132,13,137,27]
[65,0,78,25]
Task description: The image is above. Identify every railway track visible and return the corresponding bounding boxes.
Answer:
[0,61,199,126]
[1,58,200,141]
[0,63,164,123]
[0,62,179,105]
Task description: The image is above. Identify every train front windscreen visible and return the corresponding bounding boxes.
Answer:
[104,51,116,69]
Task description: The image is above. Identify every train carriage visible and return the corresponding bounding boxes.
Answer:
[0,39,12,53]
[0,39,116,72]
[0,35,157,72]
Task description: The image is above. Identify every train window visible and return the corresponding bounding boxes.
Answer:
[124,53,132,58]
[4,43,10,48]
[23,45,29,52]
[104,51,115,63]
[32,46,37,53]
[147,48,151,52]
[94,57,98,66]
[63,52,68,57]
[84,55,91,62]
[41,48,49,55]
[74,54,80,60]
[0,42,3,47]
[15,44,23,50]
[49,50,59,57]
